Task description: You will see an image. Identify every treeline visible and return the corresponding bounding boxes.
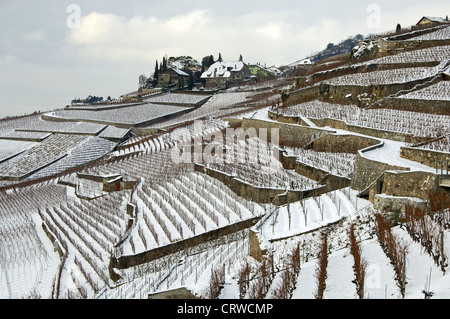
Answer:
[308,34,365,63]
[71,95,113,104]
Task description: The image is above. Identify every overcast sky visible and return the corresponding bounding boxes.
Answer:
[1,0,450,118]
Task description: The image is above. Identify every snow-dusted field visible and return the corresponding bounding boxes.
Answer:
[398,80,450,101]
[409,25,450,41]
[47,103,193,126]
[325,66,439,86]
[0,134,89,179]
[281,100,450,138]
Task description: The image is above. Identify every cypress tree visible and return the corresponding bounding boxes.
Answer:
[153,60,159,87]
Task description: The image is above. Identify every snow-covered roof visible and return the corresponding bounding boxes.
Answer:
[418,16,449,24]
[170,68,189,77]
[286,58,313,68]
[201,61,245,79]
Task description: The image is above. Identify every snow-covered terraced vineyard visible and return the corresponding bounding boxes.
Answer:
[0,134,89,180]
[409,25,450,41]
[47,103,193,127]
[123,172,263,256]
[1,19,450,301]
[281,100,450,139]
[368,45,450,65]
[284,147,356,178]
[205,136,319,191]
[325,66,439,86]
[398,80,450,101]
[87,187,450,300]
[0,140,37,163]
[143,91,254,129]
[146,92,211,106]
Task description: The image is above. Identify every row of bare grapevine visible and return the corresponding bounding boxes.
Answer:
[374,213,409,298]
[404,204,448,272]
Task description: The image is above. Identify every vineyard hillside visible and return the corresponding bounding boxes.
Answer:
[0,18,449,300]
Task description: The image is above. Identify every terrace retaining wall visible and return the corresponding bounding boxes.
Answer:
[278,150,351,191]
[352,143,411,192]
[111,217,259,270]
[194,164,326,205]
[400,146,450,168]
[309,118,428,144]
[240,118,334,148]
[381,97,450,116]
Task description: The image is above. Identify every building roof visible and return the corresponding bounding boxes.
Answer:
[286,58,313,68]
[168,68,189,77]
[201,61,245,79]
[418,16,449,25]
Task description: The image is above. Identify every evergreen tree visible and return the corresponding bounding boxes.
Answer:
[239,54,243,62]
[188,71,194,90]
[160,55,168,73]
[217,53,223,62]
[153,60,159,87]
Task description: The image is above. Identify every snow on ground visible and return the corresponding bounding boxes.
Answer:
[360,138,437,173]
[257,189,370,243]
[0,139,38,162]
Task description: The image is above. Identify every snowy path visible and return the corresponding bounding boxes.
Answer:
[323,247,356,299]
[291,259,317,299]
[360,237,400,299]
[361,138,436,173]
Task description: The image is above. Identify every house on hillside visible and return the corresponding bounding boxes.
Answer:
[281,58,314,78]
[268,65,282,77]
[288,58,313,68]
[417,16,449,26]
[200,61,251,89]
[248,64,278,82]
[158,68,189,89]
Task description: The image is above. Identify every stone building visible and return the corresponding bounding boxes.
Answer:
[200,61,251,89]
[158,68,189,88]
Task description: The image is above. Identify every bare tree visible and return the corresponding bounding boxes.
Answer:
[139,74,148,89]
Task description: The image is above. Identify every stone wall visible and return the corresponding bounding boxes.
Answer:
[148,288,199,299]
[241,118,333,148]
[249,230,267,262]
[282,85,321,107]
[381,170,441,200]
[309,118,426,144]
[195,164,326,205]
[283,75,436,108]
[382,97,450,116]
[112,217,259,270]
[373,194,428,216]
[362,169,449,208]
[352,143,410,192]
[400,146,450,169]
[307,133,380,154]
